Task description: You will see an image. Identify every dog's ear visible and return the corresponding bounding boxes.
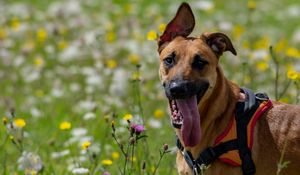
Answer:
[202,32,237,57]
[158,3,195,53]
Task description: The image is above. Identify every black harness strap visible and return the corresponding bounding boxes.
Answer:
[177,137,238,174]
[175,88,270,175]
[236,88,259,175]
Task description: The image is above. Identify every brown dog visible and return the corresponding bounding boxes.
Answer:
[157,3,300,175]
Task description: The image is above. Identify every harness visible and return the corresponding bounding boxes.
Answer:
[176,88,273,175]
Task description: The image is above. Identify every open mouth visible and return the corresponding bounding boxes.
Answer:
[166,80,209,147]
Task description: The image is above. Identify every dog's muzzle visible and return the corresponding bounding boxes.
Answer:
[164,79,209,102]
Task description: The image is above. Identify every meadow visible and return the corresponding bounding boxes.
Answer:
[0,0,299,174]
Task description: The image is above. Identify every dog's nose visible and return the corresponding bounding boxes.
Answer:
[169,81,187,96]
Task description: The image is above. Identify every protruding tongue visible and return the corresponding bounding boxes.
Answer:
[176,95,201,147]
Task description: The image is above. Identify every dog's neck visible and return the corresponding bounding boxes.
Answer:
[191,66,240,157]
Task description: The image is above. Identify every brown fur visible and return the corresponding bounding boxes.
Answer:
[158,3,300,175]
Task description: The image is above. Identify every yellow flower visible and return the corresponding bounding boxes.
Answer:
[106,31,116,43]
[82,141,91,150]
[128,54,140,65]
[0,28,7,40]
[131,72,140,80]
[58,40,68,50]
[274,39,287,53]
[256,61,268,71]
[34,57,44,67]
[23,40,35,52]
[159,23,166,33]
[286,47,300,58]
[147,30,157,41]
[2,116,8,125]
[106,59,117,69]
[35,89,44,98]
[247,0,256,10]
[101,159,113,166]
[36,28,48,42]
[59,121,71,130]
[154,109,164,119]
[123,114,133,121]
[242,40,250,49]
[254,36,270,50]
[25,169,37,175]
[232,25,245,39]
[11,17,20,31]
[111,151,120,160]
[124,3,133,13]
[287,70,299,80]
[13,118,26,128]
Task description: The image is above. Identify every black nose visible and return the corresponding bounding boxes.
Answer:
[169,81,187,97]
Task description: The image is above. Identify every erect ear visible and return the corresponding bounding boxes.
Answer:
[202,32,237,57]
[158,3,195,53]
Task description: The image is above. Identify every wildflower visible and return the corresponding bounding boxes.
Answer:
[83,112,96,120]
[0,28,7,40]
[159,23,166,33]
[274,39,287,53]
[36,28,47,42]
[71,167,89,174]
[34,57,44,68]
[148,118,162,129]
[35,90,44,98]
[256,61,269,71]
[163,144,169,151]
[247,0,256,10]
[254,36,270,50]
[123,113,133,121]
[18,152,43,173]
[101,159,113,166]
[131,72,140,80]
[128,54,140,65]
[51,149,70,159]
[58,40,68,50]
[232,25,245,39]
[59,121,71,130]
[106,59,117,69]
[82,141,91,150]
[147,30,157,41]
[286,47,300,58]
[10,17,20,31]
[131,123,145,134]
[154,109,164,119]
[102,172,111,175]
[106,31,116,43]
[25,169,37,175]
[287,70,299,80]
[124,3,133,13]
[2,116,8,125]
[14,118,26,128]
[111,151,120,160]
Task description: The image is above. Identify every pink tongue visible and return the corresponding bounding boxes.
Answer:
[176,95,201,147]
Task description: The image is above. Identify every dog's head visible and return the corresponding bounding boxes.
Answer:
[157,3,236,147]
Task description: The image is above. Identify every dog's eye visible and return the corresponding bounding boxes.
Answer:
[163,53,176,67]
[192,54,208,70]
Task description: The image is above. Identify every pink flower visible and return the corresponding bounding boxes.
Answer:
[131,123,145,134]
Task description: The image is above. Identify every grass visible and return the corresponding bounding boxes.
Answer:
[0,0,299,174]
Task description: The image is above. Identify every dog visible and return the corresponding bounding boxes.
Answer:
[157,3,300,175]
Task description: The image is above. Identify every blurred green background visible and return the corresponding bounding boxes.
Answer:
[0,0,299,174]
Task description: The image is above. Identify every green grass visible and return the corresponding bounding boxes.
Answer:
[0,0,299,174]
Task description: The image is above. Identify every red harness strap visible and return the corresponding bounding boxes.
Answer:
[213,99,273,166]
